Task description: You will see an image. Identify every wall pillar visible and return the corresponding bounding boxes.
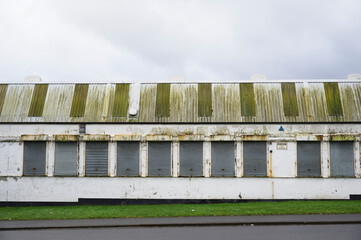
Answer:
[321,136,329,178]
[47,141,55,177]
[78,141,86,177]
[140,138,147,177]
[355,137,360,178]
[108,138,116,177]
[172,139,179,177]
[203,137,211,177]
[235,137,243,177]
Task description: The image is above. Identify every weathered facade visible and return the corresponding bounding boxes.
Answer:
[0,78,361,203]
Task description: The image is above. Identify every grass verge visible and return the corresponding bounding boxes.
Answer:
[1,200,360,221]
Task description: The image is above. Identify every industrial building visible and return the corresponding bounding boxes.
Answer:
[0,76,360,204]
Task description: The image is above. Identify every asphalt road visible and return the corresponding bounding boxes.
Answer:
[1,224,360,240]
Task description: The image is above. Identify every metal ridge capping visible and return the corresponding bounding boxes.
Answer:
[0,81,360,123]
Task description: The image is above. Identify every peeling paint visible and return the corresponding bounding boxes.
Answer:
[330,135,356,141]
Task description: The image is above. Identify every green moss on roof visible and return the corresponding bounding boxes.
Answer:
[324,82,343,116]
[112,84,130,117]
[155,83,171,117]
[70,84,89,117]
[28,84,48,117]
[239,83,256,116]
[198,83,212,117]
[0,84,8,115]
[281,83,299,117]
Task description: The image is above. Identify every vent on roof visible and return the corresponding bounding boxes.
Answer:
[25,75,42,82]
[348,73,361,80]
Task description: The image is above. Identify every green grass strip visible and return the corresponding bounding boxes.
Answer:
[155,83,171,117]
[112,84,130,117]
[0,84,8,115]
[281,83,299,117]
[70,84,89,117]
[28,84,48,117]
[198,83,212,117]
[1,201,360,221]
[324,82,343,116]
[239,83,256,116]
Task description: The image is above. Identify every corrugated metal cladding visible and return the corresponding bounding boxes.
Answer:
[54,142,77,176]
[243,141,267,177]
[330,142,354,177]
[85,142,108,176]
[117,142,139,176]
[180,142,203,176]
[1,81,361,123]
[23,142,46,176]
[148,142,171,176]
[211,142,235,177]
[297,142,321,177]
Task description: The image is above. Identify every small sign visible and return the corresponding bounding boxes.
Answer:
[277,142,288,150]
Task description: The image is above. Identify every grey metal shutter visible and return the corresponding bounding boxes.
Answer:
[180,142,203,177]
[330,142,354,177]
[85,142,108,176]
[117,142,139,176]
[297,142,321,177]
[243,141,267,177]
[148,142,171,176]
[54,142,77,176]
[211,142,235,177]
[23,141,46,176]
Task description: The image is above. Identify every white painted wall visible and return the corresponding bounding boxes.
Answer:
[0,123,361,201]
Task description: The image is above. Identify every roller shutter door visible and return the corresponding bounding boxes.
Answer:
[243,141,267,177]
[117,142,139,176]
[85,142,108,176]
[180,142,203,176]
[148,142,171,176]
[54,142,77,176]
[297,142,321,177]
[211,142,235,177]
[330,142,354,177]
[23,141,46,176]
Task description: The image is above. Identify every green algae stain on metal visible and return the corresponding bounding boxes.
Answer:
[0,84,8,115]
[281,83,299,117]
[239,83,256,116]
[70,84,89,117]
[324,82,343,116]
[198,83,212,117]
[155,83,170,117]
[112,84,130,117]
[28,84,49,117]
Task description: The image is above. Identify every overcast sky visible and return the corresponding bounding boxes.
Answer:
[0,0,360,82]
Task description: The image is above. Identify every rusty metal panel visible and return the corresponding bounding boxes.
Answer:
[324,82,343,117]
[213,84,241,122]
[180,142,203,176]
[70,84,89,117]
[117,142,139,176]
[281,83,299,117]
[42,84,74,122]
[211,141,235,177]
[243,141,267,177]
[0,84,33,122]
[139,84,156,122]
[112,84,130,117]
[83,84,107,122]
[198,83,212,117]
[0,84,8,115]
[339,83,361,121]
[297,141,321,177]
[148,142,171,176]
[255,83,283,122]
[155,83,170,118]
[54,142,77,176]
[23,141,46,176]
[85,142,108,176]
[239,83,256,117]
[308,83,328,122]
[330,141,354,177]
[28,84,48,117]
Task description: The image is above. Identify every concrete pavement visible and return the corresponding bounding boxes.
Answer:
[1,214,361,230]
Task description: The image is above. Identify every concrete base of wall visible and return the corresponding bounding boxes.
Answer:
[1,177,361,202]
